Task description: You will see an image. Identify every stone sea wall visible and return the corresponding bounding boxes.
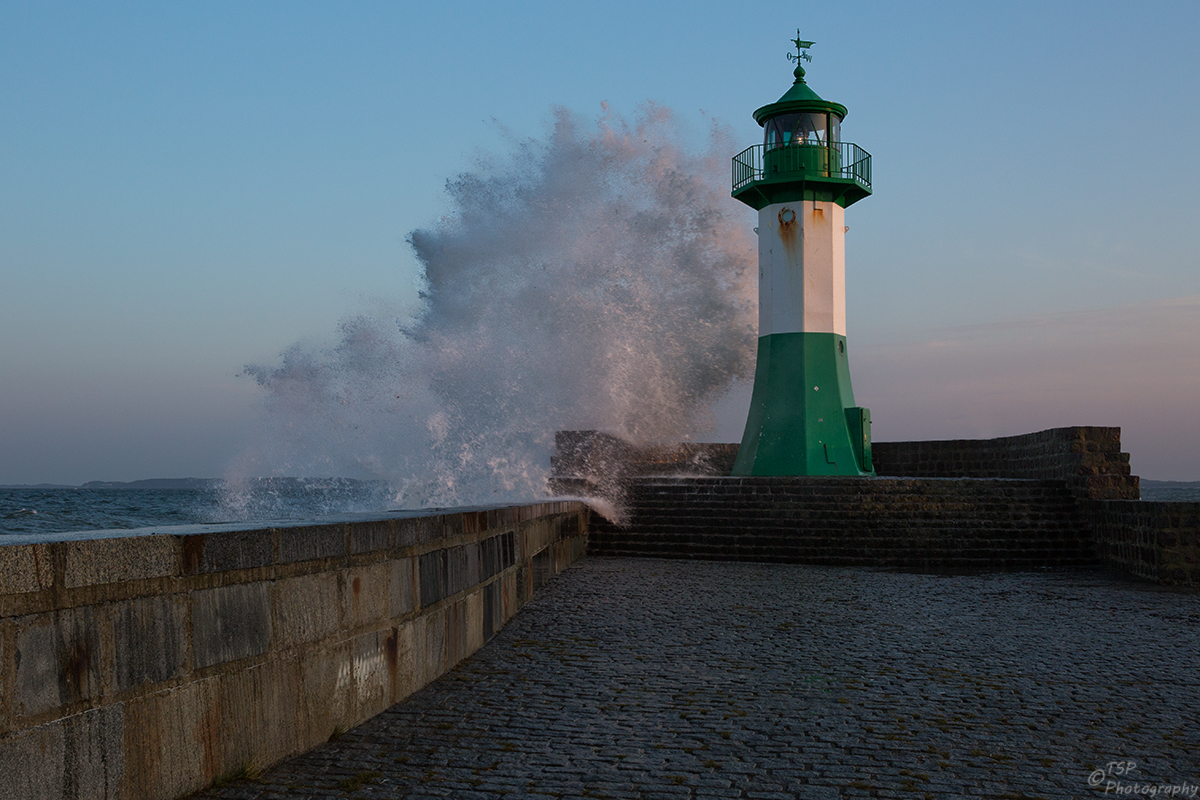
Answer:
[872,426,1139,500]
[0,502,587,800]
[554,427,1199,588]
[1084,500,1200,588]
[587,476,1096,572]
[553,426,1138,501]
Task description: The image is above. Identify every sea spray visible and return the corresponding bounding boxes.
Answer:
[232,104,757,510]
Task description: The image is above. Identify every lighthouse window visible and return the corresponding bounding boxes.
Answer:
[765,113,833,149]
[829,114,841,144]
[765,114,800,149]
[795,113,826,144]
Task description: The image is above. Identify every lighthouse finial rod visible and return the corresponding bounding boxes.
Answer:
[786,29,814,82]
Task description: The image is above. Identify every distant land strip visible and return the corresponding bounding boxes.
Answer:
[0,478,220,490]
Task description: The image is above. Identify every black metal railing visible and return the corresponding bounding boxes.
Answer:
[732,142,871,192]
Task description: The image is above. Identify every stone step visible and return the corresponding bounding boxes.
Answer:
[628,487,1077,500]
[623,503,1079,516]
[587,476,1094,571]
[615,522,1081,536]
[610,532,1088,545]
[628,505,1080,516]
[594,543,1093,555]
[626,490,1077,504]
[609,493,1080,508]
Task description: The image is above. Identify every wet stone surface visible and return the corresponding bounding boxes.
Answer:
[194,558,1200,799]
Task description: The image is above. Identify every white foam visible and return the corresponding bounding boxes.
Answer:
[232,105,757,510]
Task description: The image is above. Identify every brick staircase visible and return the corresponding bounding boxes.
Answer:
[588,476,1097,572]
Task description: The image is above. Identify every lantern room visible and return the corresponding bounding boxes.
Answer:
[731,36,870,212]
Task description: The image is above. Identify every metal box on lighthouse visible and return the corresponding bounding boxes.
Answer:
[731,32,874,476]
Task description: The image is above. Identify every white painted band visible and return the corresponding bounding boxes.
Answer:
[757,200,846,336]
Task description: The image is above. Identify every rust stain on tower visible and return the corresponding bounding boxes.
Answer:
[777,205,799,256]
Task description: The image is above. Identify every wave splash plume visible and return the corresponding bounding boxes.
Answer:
[236,104,757,509]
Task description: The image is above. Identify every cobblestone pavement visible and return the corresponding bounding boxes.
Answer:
[195,558,1200,799]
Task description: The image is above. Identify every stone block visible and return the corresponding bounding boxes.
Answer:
[349,519,395,555]
[0,543,52,595]
[0,713,64,800]
[521,520,548,558]
[111,594,188,692]
[272,572,339,648]
[298,639,354,743]
[478,532,515,578]
[501,573,516,623]
[212,658,303,779]
[418,550,446,607]
[192,583,271,669]
[446,544,480,596]
[441,513,464,539]
[503,532,516,569]
[479,536,501,581]
[14,607,103,717]
[0,704,123,800]
[181,529,273,575]
[123,658,305,798]
[349,630,390,723]
[462,510,488,535]
[121,675,216,799]
[389,557,415,618]
[388,620,418,704]
[464,588,484,656]
[487,506,519,529]
[447,598,467,667]
[422,606,448,681]
[515,563,530,608]
[482,579,500,640]
[64,536,177,589]
[396,515,441,548]
[531,548,552,592]
[341,561,390,631]
[277,524,345,564]
[405,615,430,692]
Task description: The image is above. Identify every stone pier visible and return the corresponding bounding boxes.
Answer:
[0,502,588,800]
[189,557,1200,799]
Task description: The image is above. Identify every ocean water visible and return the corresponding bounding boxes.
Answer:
[1141,486,1200,502]
[0,478,393,537]
[4,108,759,536]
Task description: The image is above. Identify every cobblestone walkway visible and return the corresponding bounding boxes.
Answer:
[195,558,1200,799]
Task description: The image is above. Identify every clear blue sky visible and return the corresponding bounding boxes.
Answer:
[2,0,1198,485]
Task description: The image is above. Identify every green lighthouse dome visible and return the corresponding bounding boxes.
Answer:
[752,66,848,149]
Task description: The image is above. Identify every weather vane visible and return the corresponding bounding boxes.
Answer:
[787,30,814,65]
[787,29,814,80]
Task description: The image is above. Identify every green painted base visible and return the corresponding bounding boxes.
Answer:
[732,332,874,476]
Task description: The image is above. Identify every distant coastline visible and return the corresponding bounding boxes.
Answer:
[0,478,218,490]
[0,477,390,490]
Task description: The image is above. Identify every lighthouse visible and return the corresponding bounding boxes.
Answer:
[731,32,874,476]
